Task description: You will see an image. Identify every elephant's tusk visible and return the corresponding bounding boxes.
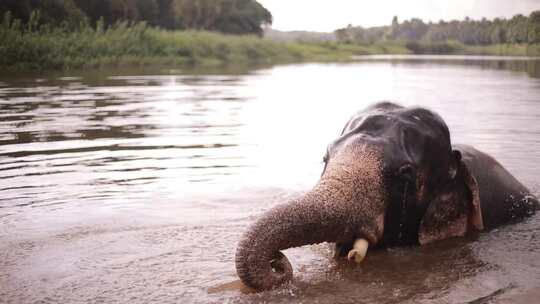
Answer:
[347,239,369,264]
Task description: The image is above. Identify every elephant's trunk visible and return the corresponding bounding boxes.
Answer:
[235,148,386,291]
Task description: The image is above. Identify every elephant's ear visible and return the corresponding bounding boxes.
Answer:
[460,158,484,232]
[418,152,484,245]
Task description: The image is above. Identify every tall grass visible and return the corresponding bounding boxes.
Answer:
[0,12,408,71]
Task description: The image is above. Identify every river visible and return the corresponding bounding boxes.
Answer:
[1,55,539,303]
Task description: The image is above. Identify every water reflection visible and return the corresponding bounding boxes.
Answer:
[0,73,254,210]
[1,56,540,303]
[355,55,540,78]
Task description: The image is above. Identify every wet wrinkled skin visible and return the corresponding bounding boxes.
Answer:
[235,102,540,292]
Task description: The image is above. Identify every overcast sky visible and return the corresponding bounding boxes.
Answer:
[258,0,540,32]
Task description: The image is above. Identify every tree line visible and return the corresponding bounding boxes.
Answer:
[0,0,272,35]
[336,11,540,45]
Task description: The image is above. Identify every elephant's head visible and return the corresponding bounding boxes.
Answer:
[235,102,484,291]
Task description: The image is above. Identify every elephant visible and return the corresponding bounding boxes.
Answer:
[235,102,539,292]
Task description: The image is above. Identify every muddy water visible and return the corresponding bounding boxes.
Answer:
[1,56,539,303]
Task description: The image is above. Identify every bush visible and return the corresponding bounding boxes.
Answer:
[405,40,463,54]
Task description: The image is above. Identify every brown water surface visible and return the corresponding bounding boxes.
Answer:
[1,56,540,303]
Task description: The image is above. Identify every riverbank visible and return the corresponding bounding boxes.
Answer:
[1,19,538,71]
[403,40,539,57]
[0,19,411,71]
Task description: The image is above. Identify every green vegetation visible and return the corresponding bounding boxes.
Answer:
[1,2,539,71]
[1,0,392,71]
[0,0,272,35]
[336,12,540,56]
[0,12,410,71]
[402,40,533,56]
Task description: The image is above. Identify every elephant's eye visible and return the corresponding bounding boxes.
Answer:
[397,163,415,181]
[321,153,330,176]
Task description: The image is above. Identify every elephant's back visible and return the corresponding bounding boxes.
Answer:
[454,144,539,230]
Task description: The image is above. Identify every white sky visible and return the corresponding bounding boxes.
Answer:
[258,0,540,32]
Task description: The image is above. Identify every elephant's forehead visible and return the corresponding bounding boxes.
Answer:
[341,107,450,146]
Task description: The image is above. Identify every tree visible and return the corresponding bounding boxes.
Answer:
[171,0,272,35]
[490,18,507,44]
[72,0,113,25]
[216,0,272,36]
[110,0,136,21]
[155,0,177,28]
[508,14,528,44]
[0,0,85,26]
[62,0,87,25]
[528,10,540,44]
[0,0,32,23]
[135,0,158,24]
[387,15,399,39]
[399,18,428,40]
